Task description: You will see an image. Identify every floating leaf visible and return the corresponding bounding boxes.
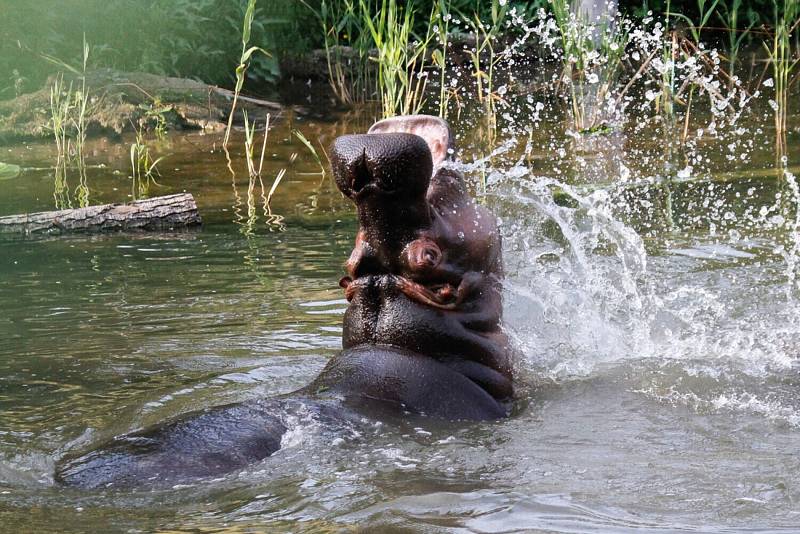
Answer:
[0,162,21,181]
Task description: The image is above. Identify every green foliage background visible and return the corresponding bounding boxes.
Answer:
[0,0,785,100]
[0,0,314,98]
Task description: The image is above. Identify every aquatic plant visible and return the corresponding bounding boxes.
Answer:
[223,0,271,149]
[46,37,92,209]
[267,167,289,209]
[467,0,508,144]
[293,129,327,175]
[668,0,729,143]
[763,0,800,156]
[243,111,271,180]
[549,0,629,133]
[431,0,453,119]
[300,0,374,105]
[72,38,91,208]
[717,0,756,83]
[669,0,720,43]
[138,97,172,141]
[241,111,290,212]
[361,0,437,118]
[230,111,290,234]
[49,75,72,210]
[301,0,468,112]
[129,125,164,200]
[237,161,290,234]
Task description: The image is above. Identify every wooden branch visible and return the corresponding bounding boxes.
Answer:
[0,193,201,235]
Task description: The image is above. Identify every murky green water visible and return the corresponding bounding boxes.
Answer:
[1,100,799,532]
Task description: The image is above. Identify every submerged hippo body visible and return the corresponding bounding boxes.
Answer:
[57,115,512,489]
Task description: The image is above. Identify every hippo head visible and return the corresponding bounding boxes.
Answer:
[331,115,512,403]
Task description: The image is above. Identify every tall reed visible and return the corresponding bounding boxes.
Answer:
[432,0,452,119]
[243,111,269,179]
[223,0,287,226]
[764,0,800,156]
[717,0,755,82]
[232,112,289,234]
[301,0,373,105]
[551,0,628,133]
[73,38,90,208]
[243,112,288,208]
[49,75,72,210]
[129,125,164,200]
[47,37,91,208]
[361,0,436,118]
[223,0,270,149]
[467,0,507,143]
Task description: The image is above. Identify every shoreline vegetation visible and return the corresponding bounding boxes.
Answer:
[2,1,797,132]
[0,0,797,213]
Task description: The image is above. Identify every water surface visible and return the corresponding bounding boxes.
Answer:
[0,103,799,532]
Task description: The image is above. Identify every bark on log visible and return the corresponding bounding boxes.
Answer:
[0,193,201,235]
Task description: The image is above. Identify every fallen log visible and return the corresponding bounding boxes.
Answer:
[0,193,201,235]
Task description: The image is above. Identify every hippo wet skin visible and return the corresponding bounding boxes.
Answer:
[56,115,513,489]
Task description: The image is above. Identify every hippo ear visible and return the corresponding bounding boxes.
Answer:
[368,115,452,168]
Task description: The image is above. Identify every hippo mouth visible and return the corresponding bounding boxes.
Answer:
[339,274,461,310]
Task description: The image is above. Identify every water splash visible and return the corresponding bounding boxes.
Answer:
[426,1,800,428]
[779,167,800,297]
[494,172,653,378]
[486,164,797,427]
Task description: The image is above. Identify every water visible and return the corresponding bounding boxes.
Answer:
[2,43,800,534]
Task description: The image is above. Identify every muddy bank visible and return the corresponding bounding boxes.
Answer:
[0,69,287,143]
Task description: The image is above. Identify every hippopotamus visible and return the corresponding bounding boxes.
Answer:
[56,114,512,489]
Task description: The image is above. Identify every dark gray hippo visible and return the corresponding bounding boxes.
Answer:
[56,114,513,489]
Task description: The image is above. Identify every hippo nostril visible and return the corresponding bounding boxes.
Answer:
[350,153,372,194]
[423,248,439,266]
[406,239,441,271]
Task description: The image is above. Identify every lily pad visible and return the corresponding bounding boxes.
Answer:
[0,162,21,181]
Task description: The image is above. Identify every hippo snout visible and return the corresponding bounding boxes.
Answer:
[331,133,433,199]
